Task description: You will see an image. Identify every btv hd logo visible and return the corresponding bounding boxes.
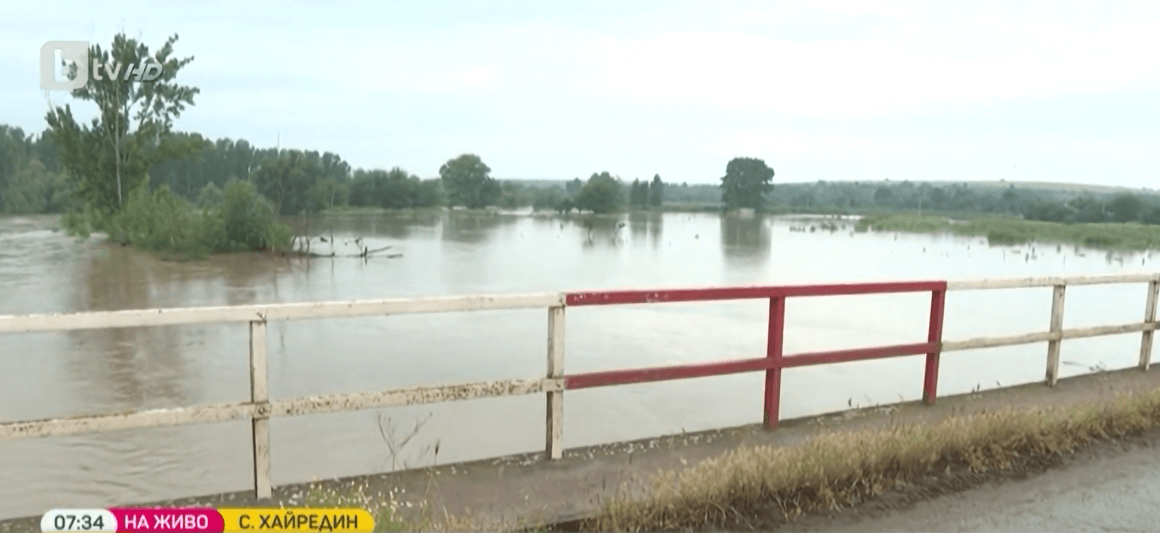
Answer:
[40,41,164,91]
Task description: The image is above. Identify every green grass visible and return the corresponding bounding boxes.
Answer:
[856,213,1160,251]
[578,387,1160,531]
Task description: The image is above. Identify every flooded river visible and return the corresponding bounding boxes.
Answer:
[0,210,1156,519]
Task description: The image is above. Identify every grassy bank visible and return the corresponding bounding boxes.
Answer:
[289,385,1160,532]
[857,213,1160,251]
[575,387,1160,532]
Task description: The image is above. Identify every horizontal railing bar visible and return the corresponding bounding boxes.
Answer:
[566,281,947,306]
[268,377,563,417]
[941,322,1158,352]
[565,342,937,390]
[0,378,564,440]
[565,357,775,389]
[0,293,565,334]
[780,342,937,368]
[0,403,258,440]
[948,273,1160,291]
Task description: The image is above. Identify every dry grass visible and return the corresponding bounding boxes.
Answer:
[579,387,1160,532]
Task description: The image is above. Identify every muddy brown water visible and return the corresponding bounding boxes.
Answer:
[0,211,1156,519]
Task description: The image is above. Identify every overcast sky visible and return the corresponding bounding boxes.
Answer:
[3,1,1159,187]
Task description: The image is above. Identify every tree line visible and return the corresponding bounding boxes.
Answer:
[4,31,1159,258]
[5,116,1158,226]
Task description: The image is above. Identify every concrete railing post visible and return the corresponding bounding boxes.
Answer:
[1046,284,1067,386]
[249,319,272,499]
[1140,280,1159,371]
[545,305,565,460]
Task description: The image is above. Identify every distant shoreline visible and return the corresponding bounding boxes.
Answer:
[856,213,1160,252]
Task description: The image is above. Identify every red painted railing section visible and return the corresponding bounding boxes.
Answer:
[562,281,950,430]
[924,288,948,405]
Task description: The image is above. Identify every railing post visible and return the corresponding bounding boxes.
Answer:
[923,287,947,405]
[545,305,565,460]
[763,296,786,430]
[1140,280,1160,371]
[1046,284,1067,387]
[249,319,272,499]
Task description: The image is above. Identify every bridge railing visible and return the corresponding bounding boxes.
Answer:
[1,273,1157,500]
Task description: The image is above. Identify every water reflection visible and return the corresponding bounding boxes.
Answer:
[441,211,518,244]
[720,215,771,265]
[627,212,663,248]
[294,211,443,241]
[576,215,627,249]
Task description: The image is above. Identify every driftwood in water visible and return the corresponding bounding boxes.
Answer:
[290,236,402,259]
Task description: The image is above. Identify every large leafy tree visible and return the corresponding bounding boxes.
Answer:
[45,33,203,232]
[575,171,623,214]
[440,154,499,208]
[720,157,774,211]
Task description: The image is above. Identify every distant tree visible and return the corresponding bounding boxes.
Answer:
[720,157,774,211]
[251,151,323,215]
[3,159,49,214]
[1024,201,1071,222]
[648,174,664,207]
[874,187,893,205]
[574,172,623,214]
[1145,205,1160,225]
[532,188,564,211]
[929,187,946,207]
[1109,193,1142,223]
[565,178,583,197]
[629,179,646,207]
[311,176,348,210]
[439,154,499,208]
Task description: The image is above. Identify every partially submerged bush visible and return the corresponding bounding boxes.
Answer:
[61,177,292,257]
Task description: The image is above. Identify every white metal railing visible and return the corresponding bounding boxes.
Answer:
[0,273,1157,501]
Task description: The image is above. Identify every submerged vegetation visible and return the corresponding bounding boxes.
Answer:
[61,178,291,258]
[858,213,1160,251]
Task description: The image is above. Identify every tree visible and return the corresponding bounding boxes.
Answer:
[46,33,202,233]
[1108,193,1142,223]
[440,154,499,208]
[574,172,623,214]
[565,178,583,197]
[251,151,323,215]
[3,159,49,214]
[1145,205,1160,225]
[629,179,645,207]
[648,174,664,208]
[720,157,774,211]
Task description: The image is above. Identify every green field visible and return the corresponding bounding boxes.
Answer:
[856,214,1160,251]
